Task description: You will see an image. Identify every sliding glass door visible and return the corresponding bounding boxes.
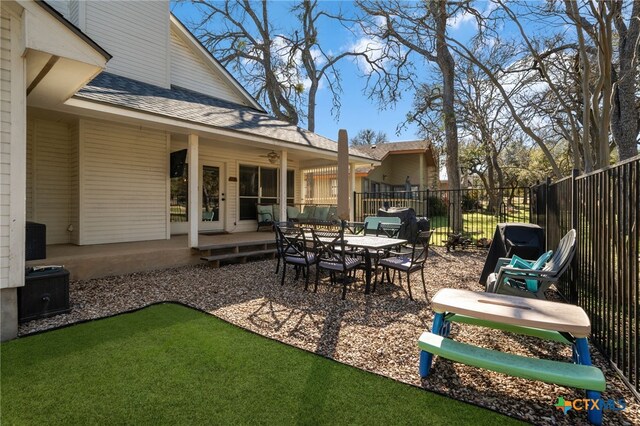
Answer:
[239,165,294,221]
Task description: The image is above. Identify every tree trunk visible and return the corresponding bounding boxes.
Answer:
[491,145,504,216]
[566,0,593,172]
[431,1,462,233]
[612,1,640,160]
[592,0,613,169]
[485,154,497,213]
[307,80,318,132]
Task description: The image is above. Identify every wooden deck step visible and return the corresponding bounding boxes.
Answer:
[418,332,606,391]
[200,248,277,263]
[198,240,275,251]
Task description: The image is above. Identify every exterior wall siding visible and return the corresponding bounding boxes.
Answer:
[1,5,26,293]
[80,119,168,244]
[367,154,425,188]
[69,121,79,244]
[1,12,12,285]
[84,1,169,87]
[68,0,80,27]
[46,1,69,20]
[170,28,245,104]
[25,120,32,220]
[26,117,72,244]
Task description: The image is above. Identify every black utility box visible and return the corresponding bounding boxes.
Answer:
[26,221,46,261]
[18,267,70,323]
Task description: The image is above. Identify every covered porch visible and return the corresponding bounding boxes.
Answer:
[23,72,379,252]
[27,231,277,281]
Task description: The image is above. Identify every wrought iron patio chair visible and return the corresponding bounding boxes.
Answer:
[313,228,362,299]
[276,224,316,290]
[376,222,402,239]
[274,222,297,275]
[344,221,365,235]
[486,229,577,300]
[375,230,433,300]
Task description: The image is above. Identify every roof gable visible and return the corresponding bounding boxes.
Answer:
[169,14,263,111]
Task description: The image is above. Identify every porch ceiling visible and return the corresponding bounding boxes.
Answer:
[169,133,373,167]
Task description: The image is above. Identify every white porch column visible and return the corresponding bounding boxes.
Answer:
[279,150,288,223]
[349,162,356,222]
[337,129,350,221]
[188,134,199,248]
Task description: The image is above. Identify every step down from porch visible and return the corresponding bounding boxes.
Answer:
[201,248,277,262]
[198,240,277,268]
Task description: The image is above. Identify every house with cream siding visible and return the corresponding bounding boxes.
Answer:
[0,0,377,340]
[351,141,439,194]
[302,141,439,206]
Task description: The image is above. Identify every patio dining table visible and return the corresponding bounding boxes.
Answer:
[317,234,407,294]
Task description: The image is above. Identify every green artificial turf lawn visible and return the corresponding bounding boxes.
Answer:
[1,304,522,425]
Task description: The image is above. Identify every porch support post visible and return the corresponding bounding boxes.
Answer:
[337,129,350,221]
[188,134,199,248]
[349,162,356,222]
[419,152,425,190]
[279,150,287,223]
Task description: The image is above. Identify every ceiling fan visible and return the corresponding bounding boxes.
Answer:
[259,150,293,164]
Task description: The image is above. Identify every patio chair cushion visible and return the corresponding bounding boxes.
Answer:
[287,206,300,220]
[257,204,273,223]
[285,253,316,264]
[313,206,330,221]
[273,206,280,222]
[508,251,553,291]
[319,256,361,271]
[378,255,413,272]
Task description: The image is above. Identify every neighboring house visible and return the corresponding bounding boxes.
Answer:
[351,140,439,195]
[300,141,439,219]
[303,140,438,204]
[0,0,376,340]
[439,174,474,190]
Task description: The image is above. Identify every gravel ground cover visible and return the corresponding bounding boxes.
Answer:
[18,248,638,425]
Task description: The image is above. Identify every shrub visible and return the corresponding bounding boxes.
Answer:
[427,196,447,217]
[462,192,482,212]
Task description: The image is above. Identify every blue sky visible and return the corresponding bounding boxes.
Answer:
[171,1,435,142]
[170,1,578,146]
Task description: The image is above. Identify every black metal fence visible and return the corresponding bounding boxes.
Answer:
[532,157,639,396]
[353,187,530,246]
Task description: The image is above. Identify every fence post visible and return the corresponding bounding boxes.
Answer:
[544,177,551,251]
[425,188,429,217]
[352,191,357,222]
[570,168,579,303]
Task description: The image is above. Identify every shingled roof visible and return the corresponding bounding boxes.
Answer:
[74,72,376,161]
[350,140,432,161]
